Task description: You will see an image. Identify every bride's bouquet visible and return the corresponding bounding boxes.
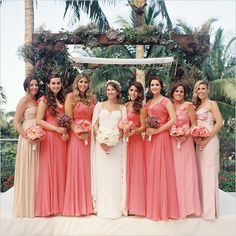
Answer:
[170,125,189,150]
[26,125,46,151]
[96,127,120,156]
[118,119,136,142]
[74,120,92,145]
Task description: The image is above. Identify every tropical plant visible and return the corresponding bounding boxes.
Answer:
[63,0,115,31]
[0,85,6,103]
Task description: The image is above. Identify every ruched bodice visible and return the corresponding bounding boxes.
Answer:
[23,106,37,120]
[73,102,93,121]
[196,107,214,130]
[127,111,140,128]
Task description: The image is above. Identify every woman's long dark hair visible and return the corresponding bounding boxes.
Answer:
[128,81,144,114]
[45,73,65,115]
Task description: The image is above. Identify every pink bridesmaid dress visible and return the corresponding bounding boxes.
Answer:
[126,110,146,216]
[63,93,94,216]
[196,107,219,219]
[35,97,67,217]
[145,97,179,221]
[171,102,201,218]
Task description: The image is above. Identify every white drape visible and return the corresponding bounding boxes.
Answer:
[73,56,174,65]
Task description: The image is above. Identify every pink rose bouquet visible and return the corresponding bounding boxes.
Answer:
[170,125,189,149]
[118,119,136,142]
[26,125,46,150]
[146,116,159,141]
[191,126,210,150]
[74,120,92,145]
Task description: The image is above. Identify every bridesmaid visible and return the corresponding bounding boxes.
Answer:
[192,80,223,219]
[13,76,39,217]
[145,76,179,221]
[170,82,201,218]
[63,73,95,216]
[125,81,146,216]
[35,72,68,217]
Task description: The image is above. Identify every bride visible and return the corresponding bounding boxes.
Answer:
[91,80,127,219]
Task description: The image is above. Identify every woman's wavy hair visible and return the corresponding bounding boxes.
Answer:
[23,75,40,100]
[148,76,163,99]
[192,80,209,108]
[169,82,186,103]
[105,81,122,104]
[128,81,144,114]
[72,73,94,106]
[45,72,65,115]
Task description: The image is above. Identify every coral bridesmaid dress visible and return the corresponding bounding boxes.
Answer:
[35,97,67,217]
[171,102,201,218]
[126,110,146,216]
[63,94,94,216]
[196,107,219,219]
[145,97,179,221]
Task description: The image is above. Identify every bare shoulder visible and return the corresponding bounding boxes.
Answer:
[17,96,28,107]
[209,100,219,110]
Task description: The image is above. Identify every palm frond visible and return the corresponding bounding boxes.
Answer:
[210,78,236,103]
[216,101,235,121]
[63,0,110,31]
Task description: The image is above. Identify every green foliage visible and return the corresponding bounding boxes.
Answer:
[17,29,78,96]
[1,142,17,192]
[219,171,236,192]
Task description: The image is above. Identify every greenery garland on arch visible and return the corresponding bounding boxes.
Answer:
[18,23,210,98]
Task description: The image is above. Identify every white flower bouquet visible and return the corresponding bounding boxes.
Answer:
[96,127,120,154]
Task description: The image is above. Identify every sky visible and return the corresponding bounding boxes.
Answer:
[1,0,235,112]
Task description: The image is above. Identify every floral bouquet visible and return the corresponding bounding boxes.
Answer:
[170,125,189,150]
[191,126,210,150]
[74,120,92,145]
[118,119,136,142]
[96,127,120,157]
[26,125,46,150]
[146,116,159,141]
[57,113,71,132]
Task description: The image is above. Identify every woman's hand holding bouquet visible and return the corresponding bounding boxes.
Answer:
[96,127,120,157]
[118,119,136,142]
[26,125,46,150]
[57,113,71,141]
[146,116,159,141]
[191,126,210,150]
[74,120,92,145]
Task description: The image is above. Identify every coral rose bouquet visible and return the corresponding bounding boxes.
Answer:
[170,125,190,150]
[146,116,159,141]
[74,119,92,145]
[191,126,210,150]
[118,119,136,142]
[96,127,120,157]
[26,125,46,150]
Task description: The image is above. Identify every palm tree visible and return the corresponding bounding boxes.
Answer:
[25,0,34,76]
[63,0,115,31]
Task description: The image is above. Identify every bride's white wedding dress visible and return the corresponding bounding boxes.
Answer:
[91,102,127,219]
